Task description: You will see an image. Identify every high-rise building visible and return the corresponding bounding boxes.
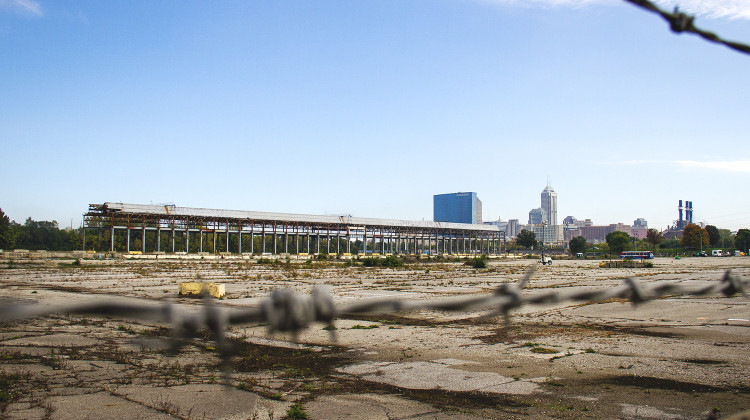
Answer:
[541,182,557,226]
[507,219,520,237]
[528,208,546,225]
[433,192,482,224]
[530,224,564,245]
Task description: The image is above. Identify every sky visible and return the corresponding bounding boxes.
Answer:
[1,0,749,232]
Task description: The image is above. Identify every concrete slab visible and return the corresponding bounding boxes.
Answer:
[2,333,99,348]
[337,360,542,395]
[116,383,266,419]
[48,391,174,419]
[306,393,486,420]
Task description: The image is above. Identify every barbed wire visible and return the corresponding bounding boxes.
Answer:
[623,0,750,56]
[0,269,746,362]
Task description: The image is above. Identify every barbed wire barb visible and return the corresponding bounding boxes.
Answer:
[623,0,750,56]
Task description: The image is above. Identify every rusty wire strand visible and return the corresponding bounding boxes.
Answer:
[623,0,750,55]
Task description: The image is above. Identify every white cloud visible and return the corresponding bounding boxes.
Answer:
[0,0,43,17]
[676,160,750,172]
[481,0,750,20]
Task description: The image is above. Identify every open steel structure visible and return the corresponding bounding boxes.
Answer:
[84,202,505,256]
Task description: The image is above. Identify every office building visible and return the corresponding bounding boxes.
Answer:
[528,208,546,225]
[541,182,557,226]
[434,192,482,224]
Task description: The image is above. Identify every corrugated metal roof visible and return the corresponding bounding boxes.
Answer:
[98,202,500,232]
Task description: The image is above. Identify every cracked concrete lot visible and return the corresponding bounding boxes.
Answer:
[1,252,749,419]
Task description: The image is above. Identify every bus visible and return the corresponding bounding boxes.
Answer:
[620,251,654,260]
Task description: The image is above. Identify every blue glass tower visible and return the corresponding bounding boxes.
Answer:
[433,192,481,224]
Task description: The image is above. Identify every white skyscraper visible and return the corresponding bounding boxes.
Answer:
[540,181,557,226]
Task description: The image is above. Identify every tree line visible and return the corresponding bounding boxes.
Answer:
[0,208,81,251]
[514,223,750,257]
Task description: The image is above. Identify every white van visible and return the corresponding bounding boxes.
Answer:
[711,250,723,257]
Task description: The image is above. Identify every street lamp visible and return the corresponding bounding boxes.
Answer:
[541,221,546,262]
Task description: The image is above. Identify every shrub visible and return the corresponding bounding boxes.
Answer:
[362,257,379,267]
[466,255,488,269]
[382,255,403,268]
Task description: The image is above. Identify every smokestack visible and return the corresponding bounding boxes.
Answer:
[688,201,693,223]
[678,200,683,227]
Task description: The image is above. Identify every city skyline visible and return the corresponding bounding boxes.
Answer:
[1,0,749,232]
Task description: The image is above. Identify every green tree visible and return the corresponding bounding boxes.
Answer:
[646,228,664,249]
[568,236,587,255]
[12,218,79,251]
[516,229,537,249]
[735,229,750,254]
[0,207,14,249]
[680,224,709,249]
[719,229,733,248]
[705,225,720,247]
[606,231,630,256]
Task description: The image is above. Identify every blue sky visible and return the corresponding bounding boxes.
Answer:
[1,0,749,232]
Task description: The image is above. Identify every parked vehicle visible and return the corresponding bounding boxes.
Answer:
[712,250,723,257]
[620,251,654,259]
[695,251,708,257]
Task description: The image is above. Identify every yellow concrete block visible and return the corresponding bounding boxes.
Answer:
[178,282,225,298]
[128,251,142,255]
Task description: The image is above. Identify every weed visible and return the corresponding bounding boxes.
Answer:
[545,379,564,387]
[286,402,308,419]
[41,399,55,420]
[301,382,317,392]
[349,324,378,330]
[117,325,136,334]
[522,342,558,354]
[152,395,180,416]
[531,347,559,354]
[40,352,67,370]
[237,381,254,392]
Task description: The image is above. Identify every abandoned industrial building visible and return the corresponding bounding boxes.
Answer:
[83,203,505,256]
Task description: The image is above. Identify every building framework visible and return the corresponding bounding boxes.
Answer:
[83,203,505,256]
